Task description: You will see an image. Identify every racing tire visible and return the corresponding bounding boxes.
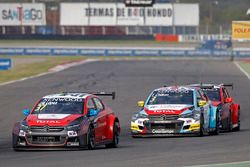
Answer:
[12,134,20,151]
[210,111,220,135]
[106,122,120,148]
[227,111,233,132]
[87,126,95,150]
[199,114,205,137]
[233,110,240,131]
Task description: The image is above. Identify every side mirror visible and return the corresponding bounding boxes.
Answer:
[22,109,30,116]
[225,97,233,103]
[198,100,207,107]
[88,109,98,117]
[137,101,145,107]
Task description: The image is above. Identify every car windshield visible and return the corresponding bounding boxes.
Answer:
[202,88,221,101]
[147,89,194,105]
[32,98,84,114]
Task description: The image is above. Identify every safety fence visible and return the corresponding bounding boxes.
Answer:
[0,47,249,57]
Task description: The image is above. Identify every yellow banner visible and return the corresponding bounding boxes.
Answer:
[232,21,250,39]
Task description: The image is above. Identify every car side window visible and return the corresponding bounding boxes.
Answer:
[87,98,96,110]
[93,98,104,111]
[222,88,228,100]
[224,88,230,97]
[196,91,202,101]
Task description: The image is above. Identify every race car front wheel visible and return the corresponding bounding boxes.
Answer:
[87,126,95,150]
[233,110,240,131]
[199,114,204,137]
[106,121,120,148]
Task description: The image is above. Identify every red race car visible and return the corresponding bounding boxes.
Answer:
[12,92,120,150]
[190,84,240,132]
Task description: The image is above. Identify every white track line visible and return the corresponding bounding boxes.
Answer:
[0,59,99,87]
[185,160,250,167]
[234,61,250,80]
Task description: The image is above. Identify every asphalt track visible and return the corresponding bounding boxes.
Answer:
[0,59,250,167]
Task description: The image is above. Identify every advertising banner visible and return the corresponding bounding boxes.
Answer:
[60,3,173,26]
[173,4,199,26]
[0,58,12,70]
[0,3,46,26]
[232,21,250,39]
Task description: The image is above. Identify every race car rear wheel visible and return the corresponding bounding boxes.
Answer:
[227,111,233,132]
[87,126,95,150]
[106,121,120,148]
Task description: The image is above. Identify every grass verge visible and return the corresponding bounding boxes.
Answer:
[0,56,86,84]
[238,61,250,76]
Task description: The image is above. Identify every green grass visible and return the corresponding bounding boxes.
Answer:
[0,56,86,83]
[238,61,250,76]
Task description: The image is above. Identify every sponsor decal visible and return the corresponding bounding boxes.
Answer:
[148,104,192,111]
[189,124,200,130]
[36,120,61,124]
[37,114,70,120]
[153,110,176,114]
[152,129,174,133]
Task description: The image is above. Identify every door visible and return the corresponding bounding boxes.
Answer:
[197,90,210,129]
[92,98,107,142]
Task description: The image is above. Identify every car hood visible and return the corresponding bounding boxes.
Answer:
[145,104,193,115]
[26,114,83,126]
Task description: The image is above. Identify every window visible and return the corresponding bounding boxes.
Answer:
[93,98,104,111]
[196,91,203,101]
[222,88,228,100]
[87,98,96,110]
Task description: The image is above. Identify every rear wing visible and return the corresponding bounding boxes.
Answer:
[62,91,116,100]
[90,92,116,100]
[189,83,234,90]
[188,84,214,89]
[220,83,234,90]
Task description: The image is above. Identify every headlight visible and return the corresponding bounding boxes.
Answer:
[66,120,81,131]
[131,113,148,121]
[67,124,81,131]
[19,121,29,136]
[180,110,200,120]
[20,121,29,131]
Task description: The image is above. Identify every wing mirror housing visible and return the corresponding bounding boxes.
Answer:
[225,97,233,103]
[198,100,207,107]
[88,109,98,117]
[22,109,30,116]
[137,101,145,107]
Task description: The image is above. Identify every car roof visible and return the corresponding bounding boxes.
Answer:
[155,86,196,92]
[43,93,90,99]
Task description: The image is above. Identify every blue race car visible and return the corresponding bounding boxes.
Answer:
[131,86,220,137]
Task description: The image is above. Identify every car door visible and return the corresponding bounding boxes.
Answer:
[92,97,107,142]
[197,90,210,129]
[221,87,231,119]
[87,98,101,142]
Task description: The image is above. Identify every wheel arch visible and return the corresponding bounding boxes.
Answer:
[106,115,120,141]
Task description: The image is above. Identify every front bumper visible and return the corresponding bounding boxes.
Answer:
[131,118,201,137]
[13,127,87,149]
